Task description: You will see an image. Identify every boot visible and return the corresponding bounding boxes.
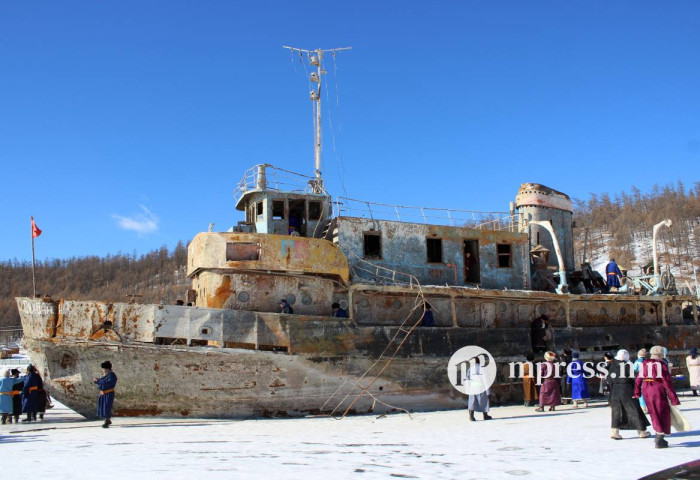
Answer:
[534,405,544,412]
[1,414,6,424]
[610,428,622,440]
[638,430,651,438]
[655,434,668,448]
[694,390,698,397]
[548,406,556,411]
[483,412,492,420]
[13,415,19,424]
[572,401,579,408]
[21,415,32,423]
[39,414,43,420]
[468,410,475,422]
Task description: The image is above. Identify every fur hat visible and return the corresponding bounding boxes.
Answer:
[637,348,647,359]
[691,347,698,357]
[26,364,36,373]
[101,361,112,370]
[544,351,556,361]
[572,351,580,359]
[10,368,20,376]
[650,346,664,359]
[615,349,630,362]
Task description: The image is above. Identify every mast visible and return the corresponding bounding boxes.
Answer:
[283,45,351,193]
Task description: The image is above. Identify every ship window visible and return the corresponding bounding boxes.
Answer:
[226,243,260,261]
[256,202,263,219]
[363,232,382,259]
[497,244,512,268]
[308,201,322,220]
[272,200,285,220]
[426,238,443,263]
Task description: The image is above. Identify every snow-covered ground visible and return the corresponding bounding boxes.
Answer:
[2,390,699,479]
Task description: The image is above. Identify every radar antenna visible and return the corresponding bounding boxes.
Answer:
[283,45,351,193]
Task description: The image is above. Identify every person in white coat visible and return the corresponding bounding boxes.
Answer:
[467,357,492,421]
[687,347,700,396]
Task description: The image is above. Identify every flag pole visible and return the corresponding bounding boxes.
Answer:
[31,216,37,297]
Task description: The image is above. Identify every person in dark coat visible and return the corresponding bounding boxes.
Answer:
[605,258,623,290]
[609,349,650,440]
[634,345,680,448]
[560,348,573,403]
[10,369,22,423]
[522,353,538,407]
[35,371,47,420]
[567,351,589,408]
[332,302,348,318]
[598,352,614,403]
[279,299,293,314]
[94,361,117,428]
[21,364,42,422]
[535,351,562,412]
[420,303,435,327]
[530,314,549,353]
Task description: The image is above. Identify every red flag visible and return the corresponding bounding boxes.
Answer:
[31,216,42,238]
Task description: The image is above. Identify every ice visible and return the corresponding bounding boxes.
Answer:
[2,394,698,479]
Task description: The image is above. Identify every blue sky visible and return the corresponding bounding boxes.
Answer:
[2,1,699,262]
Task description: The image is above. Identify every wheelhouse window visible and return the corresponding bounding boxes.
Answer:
[426,237,443,263]
[272,200,285,220]
[308,201,322,220]
[226,243,260,261]
[497,244,512,268]
[256,201,263,220]
[363,232,382,259]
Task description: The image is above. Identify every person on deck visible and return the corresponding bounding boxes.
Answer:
[535,351,562,412]
[522,353,538,407]
[21,364,42,422]
[466,356,492,421]
[634,345,680,448]
[605,258,623,291]
[280,299,294,314]
[94,361,117,428]
[567,352,589,408]
[609,349,650,440]
[332,302,348,318]
[530,314,550,353]
[420,303,435,327]
[686,347,700,396]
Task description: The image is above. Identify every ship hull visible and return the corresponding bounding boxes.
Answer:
[16,289,699,419]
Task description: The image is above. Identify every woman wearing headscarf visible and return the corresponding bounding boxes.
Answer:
[535,351,562,412]
[567,352,589,408]
[634,346,680,448]
[686,347,700,396]
[609,349,650,440]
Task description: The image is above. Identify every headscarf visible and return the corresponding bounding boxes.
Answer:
[615,349,630,362]
[690,347,698,358]
[544,351,556,362]
[637,348,647,359]
[650,345,664,359]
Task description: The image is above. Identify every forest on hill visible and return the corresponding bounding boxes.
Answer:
[0,242,189,331]
[572,181,700,287]
[2,181,699,331]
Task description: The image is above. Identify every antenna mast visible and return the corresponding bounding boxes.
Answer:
[283,45,351,193]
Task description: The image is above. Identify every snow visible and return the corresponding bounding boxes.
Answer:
[2,384,699,479]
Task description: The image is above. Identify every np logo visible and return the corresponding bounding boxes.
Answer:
[447,346,497,395]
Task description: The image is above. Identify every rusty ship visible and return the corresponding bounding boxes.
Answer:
[17,47,699,419]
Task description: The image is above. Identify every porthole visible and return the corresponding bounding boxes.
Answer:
[286,294,296,305]
[339,300,349,310]
[392,300,402,310]
[649,307,655,314]
[359,298,369,308]
[201,328,210,335]
[620,307,627,316]
[302,295,312,305]
[599,307,607,316]
[238,291,250,303]
[639,307,645,316]
[557,308,565,317]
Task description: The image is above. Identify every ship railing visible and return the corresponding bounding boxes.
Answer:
[234,164,321,202]
[334,197,520,231]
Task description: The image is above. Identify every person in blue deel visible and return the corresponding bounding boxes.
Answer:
[94,361,117,428]
[605,258,623,290]
[421,302,435,327]
[21,364,42,422]
[332,302,348,318]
